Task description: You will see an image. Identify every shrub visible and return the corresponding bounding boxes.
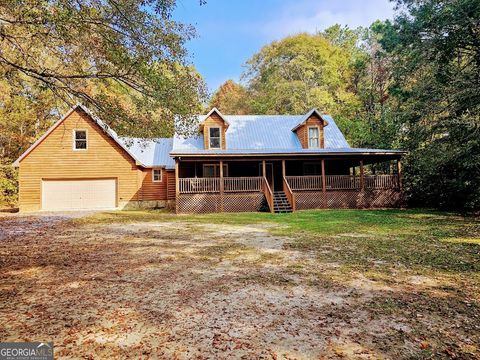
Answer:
[0,165,18,207]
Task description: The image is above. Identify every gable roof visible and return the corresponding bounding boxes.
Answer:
[198,107,230,130]
[172,113,349,155]
[12,104,148,167]
[291,108,329,132]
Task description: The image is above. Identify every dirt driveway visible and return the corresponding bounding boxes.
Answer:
[0,211,478,359]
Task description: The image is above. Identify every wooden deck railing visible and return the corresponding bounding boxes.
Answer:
[179,177,262,194]
[262,177,275,213]
[179,175,399,194]
[283,176,296,211]
[178,178,220,193]
[326,175,360,190]
[364,175,399,189]
[285,175,324,190]
[224,177,262,192]
[285,175,399,190]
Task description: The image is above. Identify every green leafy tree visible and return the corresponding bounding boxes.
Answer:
[0,0,207,145]
[242,32,364,144]
[385,0,480,210]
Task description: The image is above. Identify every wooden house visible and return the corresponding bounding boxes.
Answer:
[13,105,405,213]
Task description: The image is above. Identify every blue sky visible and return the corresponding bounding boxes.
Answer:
[174,0,396,93]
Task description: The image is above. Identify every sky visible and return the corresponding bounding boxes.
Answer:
[173,0,396,93]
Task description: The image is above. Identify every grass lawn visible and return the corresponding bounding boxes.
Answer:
[1,209,479,359]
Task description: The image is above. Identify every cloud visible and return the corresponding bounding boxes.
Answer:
[261,0,395,40]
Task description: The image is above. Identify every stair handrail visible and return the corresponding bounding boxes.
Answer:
[262,176,275,213]
[282,176,296,211]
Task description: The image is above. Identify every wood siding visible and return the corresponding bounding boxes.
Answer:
[295,115,325,149]
[18,108,168,211]
[166,170,176,200]
[203,112,227,149]
[139,168,168,201]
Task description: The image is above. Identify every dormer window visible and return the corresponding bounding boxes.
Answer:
[73,129,87,150]
[209,127,221,149]
[308,127,319,148]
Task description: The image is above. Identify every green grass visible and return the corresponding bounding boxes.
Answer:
[77,208,479,274]
[69,208,480,357]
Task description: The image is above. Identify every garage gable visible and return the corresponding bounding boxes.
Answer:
[13,104,141,167]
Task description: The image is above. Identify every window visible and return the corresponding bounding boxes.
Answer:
[303,162,322,175]
[308,127,319,148]
[73,130,87,150]
[203,164,228,177]
[209,127,221,149]
[152,169,162,182]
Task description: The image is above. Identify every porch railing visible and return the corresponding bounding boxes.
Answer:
[179,175,399,194]
[326,175,360,190]
[179,177,220,193]
[224,177,262,192]
[285,175,399,190]
[364,175,399,189]
[285,175,324,190]
[262,176,275,213]
[179,176,262,194]
[283,176,296,211]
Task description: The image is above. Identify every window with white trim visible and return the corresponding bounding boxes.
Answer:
[308,127,319,148]
[152,169,162,182]
[74,130,87,150]
[209,127,221,149]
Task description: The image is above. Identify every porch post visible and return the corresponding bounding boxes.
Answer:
[262,160,266,178]
[360,160,365,190]
[175,159,180,197]
[321,159,327,208]
[397,159,403,190]
[282,160,286,177]
[219,160,224,212]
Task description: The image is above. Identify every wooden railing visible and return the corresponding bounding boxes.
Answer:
[179,178,220,193]
[285,175,324,190]
[326,175,360,190]
[283,176,296,211]
[224,177,262,192]
[285,175,399,191]
[262,177,274,213]
[364,175,399,189]
[179,177,262,194]
[179,175,400,194]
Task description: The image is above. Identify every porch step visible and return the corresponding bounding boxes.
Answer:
[272,191,293,213]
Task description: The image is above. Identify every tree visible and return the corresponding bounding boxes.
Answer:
[208,80,250,114]
[242,32,364,144]
[386,0,480,210]
[0,0,207,145]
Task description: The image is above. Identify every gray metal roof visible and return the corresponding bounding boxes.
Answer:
[119,137,175,169]
[172,114,351,154]
[14,104,402,169]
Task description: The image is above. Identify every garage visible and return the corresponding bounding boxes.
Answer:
[42,179,116,211]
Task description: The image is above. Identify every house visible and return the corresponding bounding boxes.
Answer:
[13,104,405,213]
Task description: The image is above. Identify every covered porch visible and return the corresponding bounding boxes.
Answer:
[174,155,403,213]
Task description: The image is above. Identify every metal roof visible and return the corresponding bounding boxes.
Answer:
[172,114,351,154]
[119,138,175,169]
[14,105,403,169]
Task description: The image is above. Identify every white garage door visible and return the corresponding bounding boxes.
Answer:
[42,179,116,211]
